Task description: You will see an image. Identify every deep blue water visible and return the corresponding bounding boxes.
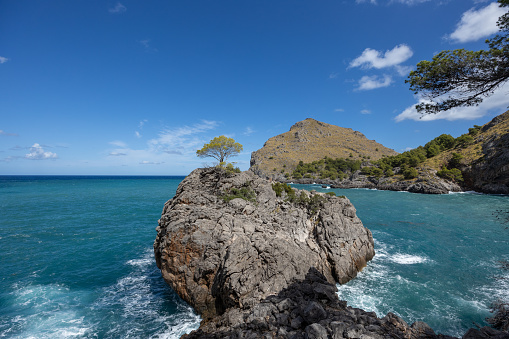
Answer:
[0,177,507,338]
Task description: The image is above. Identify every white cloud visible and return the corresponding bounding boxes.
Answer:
[25,143,58,160]
[0,130,18,136]
[390,0,430,4]
[138,119,147,129]
[140,160,164,165]
[135,131,141,138]
[0,57,8,64]
[109,2,126,13]
[357,0,430,4]
[335,108,345,112]
[395,82,509,122]
[109,152,127,156]
[109,140,127,147]
[243,127,254,136]
[361,109,372,115]
[329,72,339,79]
[449,2,505,43]
[148,120,218,154]
[350,44,413,69]
[357,75,392,90]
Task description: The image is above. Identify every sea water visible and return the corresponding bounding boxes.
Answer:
[0,177,507,338]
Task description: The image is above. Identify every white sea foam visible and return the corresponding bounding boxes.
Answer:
[390,253,429,265]
[93,249,201,338]
[126,257,153,267]
[4,283,91,338]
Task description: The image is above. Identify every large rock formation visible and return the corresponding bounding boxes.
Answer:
[154,167,508,338]
[154,167,375,320]
[250,118,398,180]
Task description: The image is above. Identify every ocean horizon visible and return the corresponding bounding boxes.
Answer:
[1,175,508,338]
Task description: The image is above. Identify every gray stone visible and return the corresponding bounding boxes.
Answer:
[154,167,375,319]
[305,323,328,339]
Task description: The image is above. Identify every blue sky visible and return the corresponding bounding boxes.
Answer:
[1,0,508,175]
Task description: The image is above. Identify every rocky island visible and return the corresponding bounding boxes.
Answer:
[153,167,507,338]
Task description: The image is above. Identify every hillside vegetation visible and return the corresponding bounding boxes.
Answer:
[282,111,509,194]
[250,118,397,179]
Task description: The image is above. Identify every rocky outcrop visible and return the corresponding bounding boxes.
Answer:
[154,167,374,320]
[461,112,509,194]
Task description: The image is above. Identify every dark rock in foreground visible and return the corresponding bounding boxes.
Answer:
[182,268,462,339]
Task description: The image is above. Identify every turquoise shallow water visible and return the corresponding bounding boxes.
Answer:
[0,177,507,338]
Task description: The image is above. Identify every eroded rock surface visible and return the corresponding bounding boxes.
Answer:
[154,167,375,320]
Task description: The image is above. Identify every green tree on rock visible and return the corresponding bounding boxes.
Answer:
[196,136,243,164]
[407,0,509,115]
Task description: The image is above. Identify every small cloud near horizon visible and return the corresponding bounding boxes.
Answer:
[109,140,127,148]
[0,57,9,64]
[109,152,127,156]
[164,150,183,155]
[140,160,164,165]
[395,82,509,122]
[0,130,18,136]
[25,143,58,160]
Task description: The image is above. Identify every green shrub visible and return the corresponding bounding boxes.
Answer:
[449,153,463,168]
[456,134,474,147]
[437,167,463,182]
[222,187,256,202]
[223,162,241,174]
[403,167,419,179]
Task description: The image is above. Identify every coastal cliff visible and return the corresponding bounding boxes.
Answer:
[154,167,375,321]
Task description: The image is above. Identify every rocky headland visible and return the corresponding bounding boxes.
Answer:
[153,167,507,338]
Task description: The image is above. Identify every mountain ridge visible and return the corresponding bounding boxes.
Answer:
[250,118,398,180]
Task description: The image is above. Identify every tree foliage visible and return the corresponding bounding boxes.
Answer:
[407,0,509,114]
[196,135,243,164]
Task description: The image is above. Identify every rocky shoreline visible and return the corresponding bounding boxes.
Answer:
[154,168,508,338]
[282,171,462,195]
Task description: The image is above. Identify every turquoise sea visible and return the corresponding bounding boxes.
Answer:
[0,176,507,338]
